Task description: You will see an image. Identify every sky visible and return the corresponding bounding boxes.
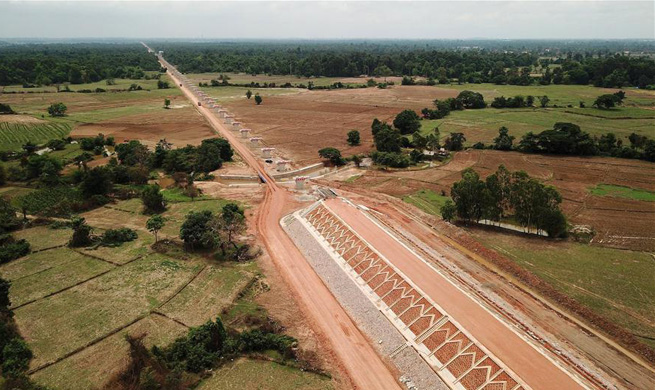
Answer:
[0,1,653,40]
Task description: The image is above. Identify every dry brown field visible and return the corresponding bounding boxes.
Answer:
[224,85,457,164]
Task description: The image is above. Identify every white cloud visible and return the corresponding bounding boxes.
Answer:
[0,1,652,39]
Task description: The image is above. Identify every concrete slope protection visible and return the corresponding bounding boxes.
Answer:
[146,44,402,390]
[321,198,590,390]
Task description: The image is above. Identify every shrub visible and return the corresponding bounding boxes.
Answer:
[318,147,346,166]
[346,130,360,146]
[101,228,138,246]
[0,239,30,264]
[141,185,166,214]
[69,216,93,247]
[2,338,33,378]
[371,151,410,168]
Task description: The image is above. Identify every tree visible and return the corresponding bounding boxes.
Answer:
[0,198,20,234]
[254,94,262,105]
[539,95,550,108]
[351,154,362,167]
[393,110,421,135]
[246,90,252,99]
[213,203,246,256]
[141,185,166,214]
[47,102,67,117]
[180,210,216,251]
[444,132,466,151]
[372,65,392,82]
[440,200,456,222]
[450,168,486,222]
[493,126,515,151]
[593,92,624,109]
[318,147,345,166]
[194,141,223,173]
[346,130,360,146]
[69,216,93,247]
[164,98,171,109]
[456,90,486,109]
[80,166,113,197]
[146,214,165,243]
[157,80,170,89]
[0,164,5,186]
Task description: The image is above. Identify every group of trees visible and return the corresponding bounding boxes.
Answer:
[153,41,655,88]
[179,203,250,260]
[151,138,234,174]
[516,122,655,161]
[421,90,486,120]
[0,43,162,86]
[442,165,567,237]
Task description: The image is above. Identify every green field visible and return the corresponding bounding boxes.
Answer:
[590,184,655,202]
[158,262,257,327]
[417,84,655,145]
[186,72,362,88]
[0,121,71,151]
[197,358,332,390]
[473,231,655,348]
[402,189,451,216]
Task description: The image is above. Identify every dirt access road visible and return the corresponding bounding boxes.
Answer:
[148,44,402,390]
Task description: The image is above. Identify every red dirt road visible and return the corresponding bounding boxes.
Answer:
[153,49,402,390]
[324,198,588,390]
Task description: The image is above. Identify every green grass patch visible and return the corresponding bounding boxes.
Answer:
[344,174,362,183]
[13,226,71,251]
[14,253,201,368]
[81,232,152,265]
[589,184,655,202]
[31,314,187,390]
[0,121,71,151]
[402,189,451,216]
[162,187,209,203]
[158,262,257,327]
[7,252,113,308]
[197,358,332,390]
[474,232,655,348]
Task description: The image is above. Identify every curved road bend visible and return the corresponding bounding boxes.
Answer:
[150,47,402,390]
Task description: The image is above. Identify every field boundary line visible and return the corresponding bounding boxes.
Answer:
[12,268,115,311]
[27,314,147,375]
[156,264,208,310]
[150,311,190,328]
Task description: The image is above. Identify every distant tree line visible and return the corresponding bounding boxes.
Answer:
[0,44,162,86]
[473,122,655,162]
[442,165,568,237]
[152,41,655,88]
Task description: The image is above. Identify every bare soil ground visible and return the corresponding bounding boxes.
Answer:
[71,98,214,148]
[224,85,457,165]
